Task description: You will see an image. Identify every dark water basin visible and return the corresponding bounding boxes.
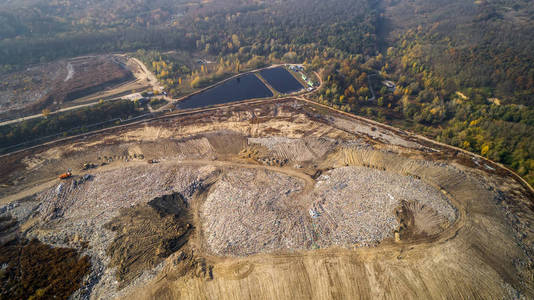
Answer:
[176,74,273,110]
[259,67,304,94]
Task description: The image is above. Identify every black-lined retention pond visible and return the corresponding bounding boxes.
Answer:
[176,73,273,110]
[259,67,304,94]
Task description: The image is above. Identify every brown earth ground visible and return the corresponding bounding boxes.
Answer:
[0,99,533,299]
[0,55,150,122]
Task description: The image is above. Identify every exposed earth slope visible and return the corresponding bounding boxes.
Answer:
[0,99,533,299]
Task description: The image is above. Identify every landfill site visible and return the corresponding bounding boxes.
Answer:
[0,98,533,299]
[0,55,136,121]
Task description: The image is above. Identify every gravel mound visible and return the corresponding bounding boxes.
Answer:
[310,166,456,247]
[200,166,457,256]
[201,168,307,256]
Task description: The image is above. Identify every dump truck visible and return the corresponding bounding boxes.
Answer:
[59,170,72,179]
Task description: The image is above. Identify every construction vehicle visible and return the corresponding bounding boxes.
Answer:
[82,162,96,170]
[59,169,72,179]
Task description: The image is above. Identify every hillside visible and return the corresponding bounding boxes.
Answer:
[380,0,534,185]
[0,99,533,298]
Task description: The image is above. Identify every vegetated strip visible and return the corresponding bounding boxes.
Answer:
[2,95,532,200]
[0,97,286,158]
[0,64,311,155]
[0,100,150,154]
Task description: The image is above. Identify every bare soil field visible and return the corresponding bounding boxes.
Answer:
[0,55,136,120]
[0,99,532,299]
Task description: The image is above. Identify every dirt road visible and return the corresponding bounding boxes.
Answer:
[0,55,157,127]
[1,98,532,299]
[0,157,314,206]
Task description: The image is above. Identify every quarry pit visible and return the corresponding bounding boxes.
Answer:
[0,99,533,299]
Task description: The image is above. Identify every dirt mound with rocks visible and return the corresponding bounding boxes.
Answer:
[199,165,456,256]
[309,166,456,247]
[200,168,308,256]
[104,193,192,287]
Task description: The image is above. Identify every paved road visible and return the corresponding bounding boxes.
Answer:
[1,65,322,153]
[0,65,319,158]
[0,61,300,126]
[0,56,159,127]
[0,100,119,126]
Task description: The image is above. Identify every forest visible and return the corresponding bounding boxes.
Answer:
[0,0,532,185]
